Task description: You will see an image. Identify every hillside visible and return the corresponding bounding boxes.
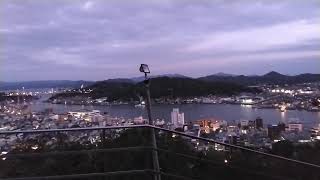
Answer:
[198,71,320,85]
[51,77,260,101]
[141,77,257,98]
[3,72,319,91]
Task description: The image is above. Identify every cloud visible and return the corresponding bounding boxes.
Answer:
[82,1,94,11]
[30,47,88,67]
[183,19,320,53]
[0,0,319,81]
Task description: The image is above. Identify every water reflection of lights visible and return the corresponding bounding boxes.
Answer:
[241,104,252,108]
[280,111,286,123]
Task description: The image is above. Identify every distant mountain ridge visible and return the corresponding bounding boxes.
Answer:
[0,80,94,91]
[263,71,285,77]
[1,71,319,91]
[130,74,189,82]
[211,72,237,77]
[198,71,320,85]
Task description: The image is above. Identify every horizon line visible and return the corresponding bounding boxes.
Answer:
[1,71,319,83]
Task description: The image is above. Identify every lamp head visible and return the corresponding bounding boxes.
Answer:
[139,64,150,74]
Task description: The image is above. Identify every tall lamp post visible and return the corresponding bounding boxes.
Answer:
[139,64,161,180]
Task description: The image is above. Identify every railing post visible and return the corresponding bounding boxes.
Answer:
[101,129,106,147]
[101,129,108,180]
[145,82,161,180]
[56,131,61,150]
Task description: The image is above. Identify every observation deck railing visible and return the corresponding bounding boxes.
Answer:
[0,125,319,180]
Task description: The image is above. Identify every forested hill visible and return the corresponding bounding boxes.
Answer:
[51,77,261,101]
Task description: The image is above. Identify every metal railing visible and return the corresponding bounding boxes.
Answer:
[0,125,319,180]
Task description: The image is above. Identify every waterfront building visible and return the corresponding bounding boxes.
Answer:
[267,124,285,140]
[67,110,102,122]
[255,117,263,129]
[68,110,101,118]
[310,124,320,140]
[194,118,223,132]
[226,135,240,145]
[227,125,238,134]
[171,108,184,128]
[287,122,303,132]
[133,116,147,124]
[240,119,249,127]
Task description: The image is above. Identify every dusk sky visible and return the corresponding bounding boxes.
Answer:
[1,0,319,81]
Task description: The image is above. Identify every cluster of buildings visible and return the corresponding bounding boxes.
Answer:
[152,82,320,113]
[260,83,320,111]
[0,104,151,153]
[25,81,319,116]
[168,108,320,151]
[0,102,320,155]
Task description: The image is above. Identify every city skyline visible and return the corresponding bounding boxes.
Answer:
[1,0,319,81]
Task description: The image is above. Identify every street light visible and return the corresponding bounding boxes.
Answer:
[139,64,150,74]
[139,64,152,124]
[139,64,151,86]
[139,64,161,180]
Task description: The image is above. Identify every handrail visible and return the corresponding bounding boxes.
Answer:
[0,169,155,180]
[0,170,197,180]
[151,125,320,169]
[4,146,152,158]
[1,124,319,169]
[0,124,149,134]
